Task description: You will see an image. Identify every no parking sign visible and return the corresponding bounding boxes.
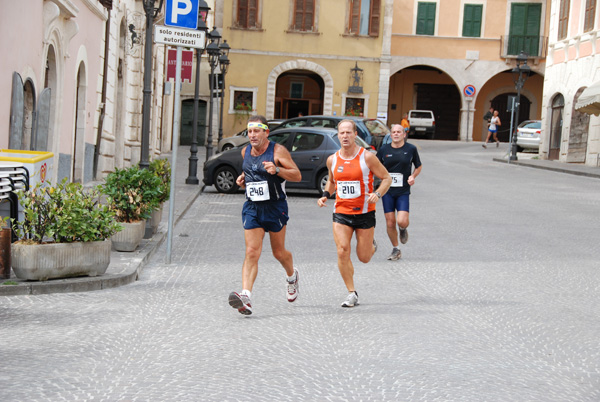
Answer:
[464,85,476,97]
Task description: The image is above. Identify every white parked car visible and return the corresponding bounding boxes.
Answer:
[408,110,435,139]
[516,120,541,152]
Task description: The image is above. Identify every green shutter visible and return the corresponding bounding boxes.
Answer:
[416,2,436,35]
[509,3,541,56]
[462,4,482,37]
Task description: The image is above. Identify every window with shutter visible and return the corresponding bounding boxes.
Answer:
[348,0,380,36]
[237,0,258,29]
[584,0,596,32]
[369,0,380,36]
[508,3,541,55]
[293,0,315,31]
[462,4,482,38]
[416,2,436,36]
[558,0,570,40]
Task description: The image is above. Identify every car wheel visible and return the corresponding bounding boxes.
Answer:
[517,146,524,152]
[221,144,234,152]
[214,166,239,194]
[317,170,329,196]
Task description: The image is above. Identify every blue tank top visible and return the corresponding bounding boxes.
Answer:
[243,141,286,202]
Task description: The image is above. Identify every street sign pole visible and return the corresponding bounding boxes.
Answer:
[166,46,183,264]
[161,0,202,264]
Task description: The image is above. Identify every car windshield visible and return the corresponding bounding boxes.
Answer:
[363,119,390,136]
[522,122,541,129]
[410,111,432,119]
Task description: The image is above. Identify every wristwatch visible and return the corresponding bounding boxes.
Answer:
[374,191,381,198]
[275,167,280,175]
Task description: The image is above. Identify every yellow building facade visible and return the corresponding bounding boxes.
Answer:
[207,0,550,144]
[217,0,387,135]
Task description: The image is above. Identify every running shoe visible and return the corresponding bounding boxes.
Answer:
[228,291,253,315]
[387,248,402,261]
[482,143,487,149]
[341,291,359,308]
[496,141,500,148]
[399,228,409,244]
[373,238,378,254]
[287,268,299,303]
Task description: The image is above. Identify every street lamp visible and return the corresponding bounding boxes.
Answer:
[185,0,210,185]
[509,51,531,161]
[205,27,221,159]
[217,40,231,144]
[140,0,164,169]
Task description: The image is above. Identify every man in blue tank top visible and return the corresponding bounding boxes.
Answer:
[228,115,302,316]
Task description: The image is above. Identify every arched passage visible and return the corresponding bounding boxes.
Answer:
[274,70,325,119]
[388,65,461,140]
[266,60,333,119]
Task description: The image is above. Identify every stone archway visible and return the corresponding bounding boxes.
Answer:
[266,60,333,119]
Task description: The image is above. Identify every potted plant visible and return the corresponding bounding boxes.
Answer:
[145,158,171,237]
[10,180,121,281]
[101,165,162,251]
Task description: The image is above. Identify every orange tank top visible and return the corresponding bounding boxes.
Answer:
[331,147,374,215]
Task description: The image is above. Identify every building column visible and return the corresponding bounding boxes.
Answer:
[459,100,475,141]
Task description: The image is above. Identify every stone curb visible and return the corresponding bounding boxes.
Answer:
[493,158,600,179]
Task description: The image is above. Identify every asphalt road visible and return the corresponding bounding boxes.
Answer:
[1,141,599,401]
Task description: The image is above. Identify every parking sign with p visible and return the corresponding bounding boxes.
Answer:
[165,0,199,29]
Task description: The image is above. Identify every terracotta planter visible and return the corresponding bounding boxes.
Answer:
[111,220,146,252]
[144,204,163,239]
[11,240,111,281]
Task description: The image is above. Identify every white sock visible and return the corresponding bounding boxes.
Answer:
[241,289,252,298]
[287,270,297,283]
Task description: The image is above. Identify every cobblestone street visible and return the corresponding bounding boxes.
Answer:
[1,141,599,401]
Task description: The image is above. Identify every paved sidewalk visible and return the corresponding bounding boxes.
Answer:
[1,144,598,296]
[0,146,206,296]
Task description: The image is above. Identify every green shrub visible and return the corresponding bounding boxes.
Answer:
[148,158,171,203]
[101,166,163,223]
[13,179,121,244]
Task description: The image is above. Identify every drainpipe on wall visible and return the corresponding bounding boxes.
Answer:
[94,7,111,180]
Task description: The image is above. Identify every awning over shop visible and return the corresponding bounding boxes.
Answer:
[575,81,600,116]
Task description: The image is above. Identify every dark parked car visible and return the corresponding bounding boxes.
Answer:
[203,127,373,195]
[271,115,389,149]
[216,119,284,153]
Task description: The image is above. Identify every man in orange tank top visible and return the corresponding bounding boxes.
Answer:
[317,120,392,308]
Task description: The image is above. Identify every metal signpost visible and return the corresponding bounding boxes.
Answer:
[157,0,204,264]
[464,85,476,142]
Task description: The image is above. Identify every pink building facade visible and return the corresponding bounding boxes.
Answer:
[543,0,600,165]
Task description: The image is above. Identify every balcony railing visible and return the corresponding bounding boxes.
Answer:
[501,35,548,59]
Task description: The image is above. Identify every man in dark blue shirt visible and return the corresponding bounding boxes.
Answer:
[376,124,422,260]
[228,115,302,315]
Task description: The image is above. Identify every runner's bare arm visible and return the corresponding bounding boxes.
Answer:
[263,143,301,182]
[408,165,422,186]
[236,147,247,188]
